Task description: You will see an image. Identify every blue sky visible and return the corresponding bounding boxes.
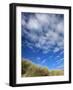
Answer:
[21,12,64,70]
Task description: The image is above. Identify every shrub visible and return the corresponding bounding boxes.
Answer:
[25,65,49,77]
[21,59,32,74]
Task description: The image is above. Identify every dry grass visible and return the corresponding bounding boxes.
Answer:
[21,59,64,77]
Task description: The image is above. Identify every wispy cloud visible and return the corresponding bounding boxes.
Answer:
[53,47,60,53]
[41,59,46,64]
[56,58,64,64]
[37,57,41,60]
[22,12,64,55]
[57,64,64,69]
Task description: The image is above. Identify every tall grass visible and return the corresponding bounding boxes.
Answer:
[21,59,64,77]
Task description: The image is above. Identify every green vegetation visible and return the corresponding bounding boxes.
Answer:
[21,59,64,77]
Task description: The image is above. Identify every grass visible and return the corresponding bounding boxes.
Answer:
[21,59,64,77]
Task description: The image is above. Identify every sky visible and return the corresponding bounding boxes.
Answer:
[21,12,64,70]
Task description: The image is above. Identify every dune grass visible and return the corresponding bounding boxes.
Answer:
[21,59,64,77]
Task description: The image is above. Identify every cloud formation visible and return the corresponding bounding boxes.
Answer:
[21,13,64,70]
[22,13,64,54]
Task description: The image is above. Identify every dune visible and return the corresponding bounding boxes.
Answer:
[21,59,64,77]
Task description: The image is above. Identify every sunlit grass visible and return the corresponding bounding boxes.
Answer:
[21,59,64,77]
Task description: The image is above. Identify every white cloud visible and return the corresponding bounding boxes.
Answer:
[37,57,41,60]
[57,64,64,69]
[60,51,64,55]
[35,14,50,26]
[41,59,46,64]
[56,58,64,64]
[57,40,64,47]
[56,58,64,62]
[22,13,64,53]
[56,21,64,34]
[56,55,60,58]
[42,50,49,54]
[21,19,26,26]
[53,47,59,53]
[27,16,41,31]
